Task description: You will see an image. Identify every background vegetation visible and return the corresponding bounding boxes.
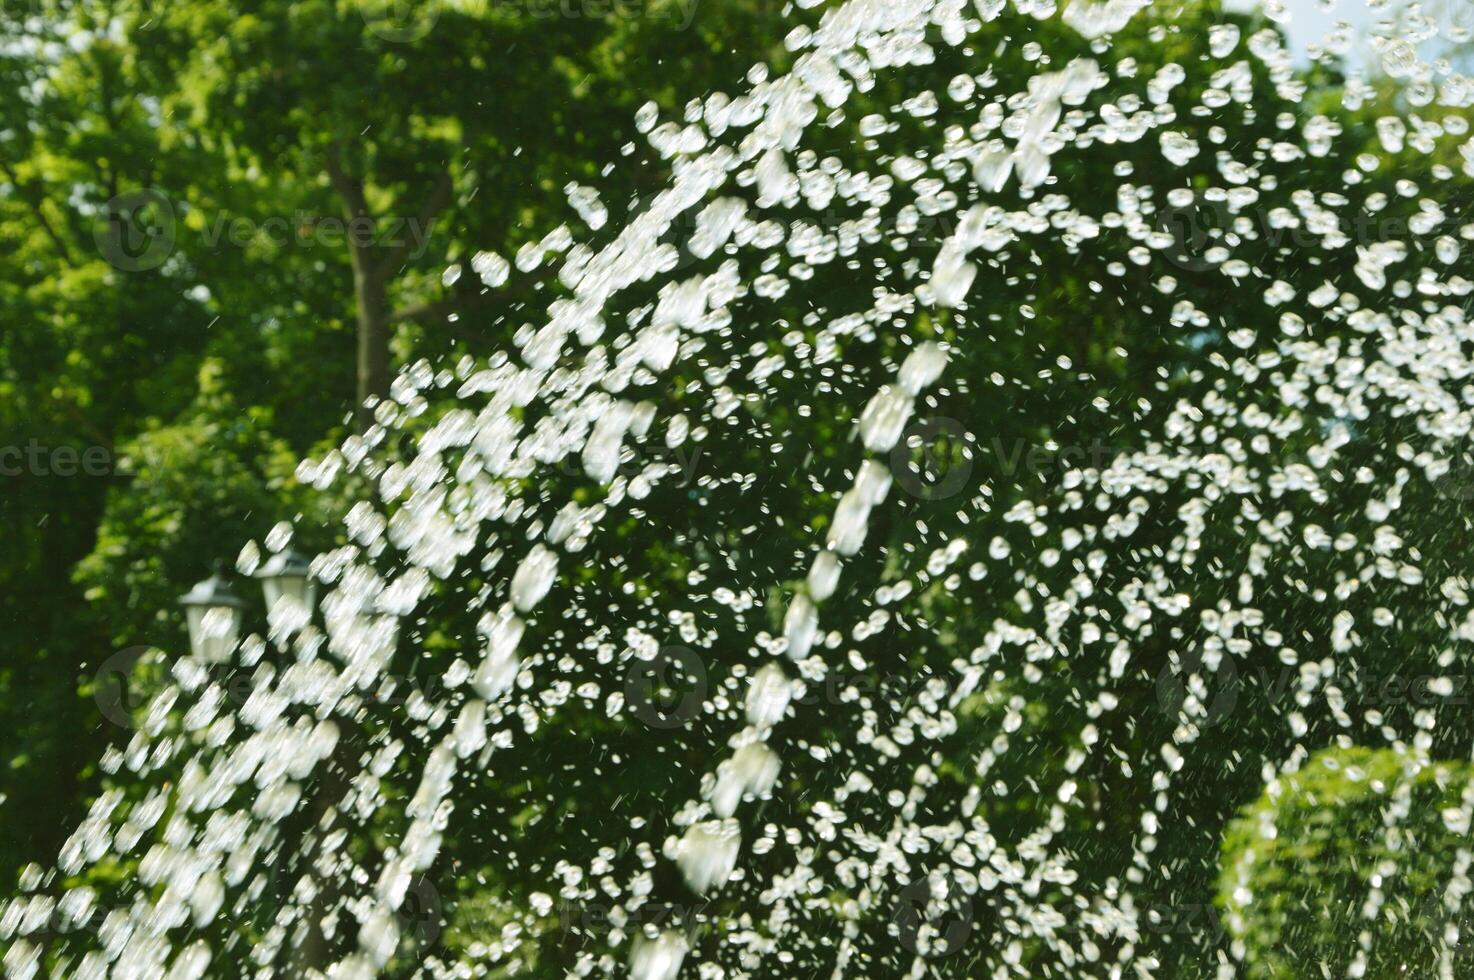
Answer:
[3,0,1473,975]
[0,0,785,880]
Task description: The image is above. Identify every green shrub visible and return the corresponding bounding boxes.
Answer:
[1219,746,1474,978]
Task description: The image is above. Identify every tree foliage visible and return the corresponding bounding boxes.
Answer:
[0,0,783,881]
[4,0,1474,977]
[1220,746,1474,979]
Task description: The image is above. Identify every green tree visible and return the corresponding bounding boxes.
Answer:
[7,1,1474,978]
[0,0,217,877]
[0,0,787,908]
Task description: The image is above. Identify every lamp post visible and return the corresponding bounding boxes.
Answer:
[178,566,247,664]
[256,548,317,614]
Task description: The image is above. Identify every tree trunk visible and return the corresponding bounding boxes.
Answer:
[353,260,391,432]
[325,142,394,433]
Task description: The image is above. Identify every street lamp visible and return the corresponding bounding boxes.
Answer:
[178,566,247,664]
[255,548,317,614]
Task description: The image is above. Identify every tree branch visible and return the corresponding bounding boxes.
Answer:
[373,169,453,278]
[325,140,373,228]
[388,296,459,326]
[0,159,76,267]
